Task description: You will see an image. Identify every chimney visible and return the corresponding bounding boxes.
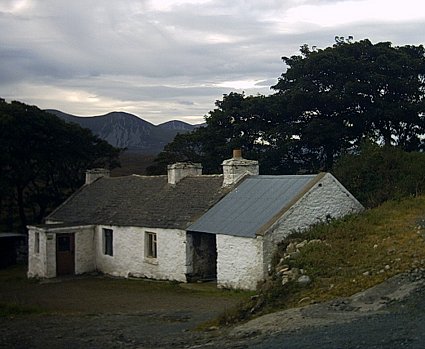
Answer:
[85,168,110,185]
[222,149,259,187]
[167,162,202,185]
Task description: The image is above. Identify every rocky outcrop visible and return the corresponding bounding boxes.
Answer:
[274,239,325,286]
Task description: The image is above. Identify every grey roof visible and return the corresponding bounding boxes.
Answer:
[48,175,228,229]
[187,175,320,238]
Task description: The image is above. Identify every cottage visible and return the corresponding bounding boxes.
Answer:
[27,151,363,290]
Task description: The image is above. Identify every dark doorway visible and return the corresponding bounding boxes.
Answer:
[56,233,75,276]
[187,232,217,282]
[0,234,27,268]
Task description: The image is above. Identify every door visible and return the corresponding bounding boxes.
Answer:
[56,233,75,276]
[188,232,217,282]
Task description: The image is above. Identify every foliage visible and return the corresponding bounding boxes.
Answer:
[272,39,425,170]
[333,142,425,207]
[0,99,121,231]
[150,39,425,175]
[147,93,287,174]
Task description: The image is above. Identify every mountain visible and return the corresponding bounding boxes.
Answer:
[46,109,200,154]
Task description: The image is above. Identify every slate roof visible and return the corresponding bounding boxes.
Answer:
[187,174,322,238]
[47,175,228,230]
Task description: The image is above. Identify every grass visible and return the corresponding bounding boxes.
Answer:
[216,195,425,325]
[0,265,253,318]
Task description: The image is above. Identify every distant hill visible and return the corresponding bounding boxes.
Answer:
[46,110,200,154]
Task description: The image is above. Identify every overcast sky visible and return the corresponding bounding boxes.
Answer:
[1,0,424,124]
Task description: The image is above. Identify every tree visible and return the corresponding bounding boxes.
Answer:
[0,99,121,231]
[273,39,425,170]
[147,92,285,174]
[151,39,425,175]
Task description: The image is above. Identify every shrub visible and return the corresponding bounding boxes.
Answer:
[333,142,425,207]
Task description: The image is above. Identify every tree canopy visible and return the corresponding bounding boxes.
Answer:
[0,99,121,231]
[148,39,425,175]
[274,39,425,169]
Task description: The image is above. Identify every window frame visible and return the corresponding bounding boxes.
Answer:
[145,232,157,259]
[103,228,113,256]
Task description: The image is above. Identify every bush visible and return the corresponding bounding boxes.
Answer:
[333,143,425,207]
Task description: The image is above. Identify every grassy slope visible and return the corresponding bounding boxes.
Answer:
[219,195,425,324]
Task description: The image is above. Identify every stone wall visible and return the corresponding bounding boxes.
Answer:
[216,234,263,290]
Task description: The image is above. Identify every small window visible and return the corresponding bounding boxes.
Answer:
[57,235,71,251]
[34,232,40,254]
[145,232,157,258]
[103,229,113,256]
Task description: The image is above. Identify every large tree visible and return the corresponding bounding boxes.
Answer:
[150,39,425,174]
[273,39,425,170]
[0,99,121,231]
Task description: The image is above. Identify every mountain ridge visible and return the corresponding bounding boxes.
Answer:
[46,109,201,154]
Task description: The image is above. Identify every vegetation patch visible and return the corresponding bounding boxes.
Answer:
[0,303,43,317]
[216,195,425,325]
[0,265,252,317]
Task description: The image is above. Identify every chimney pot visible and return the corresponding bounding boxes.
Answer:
[233,149,242,158]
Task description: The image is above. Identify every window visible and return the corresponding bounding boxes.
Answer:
[34,232,40,254]
[57,235,70,251]
[103,229,113,256]
[145,232,157,258]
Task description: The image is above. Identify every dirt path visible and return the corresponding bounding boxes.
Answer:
[198,270,425,348]
[0,268,246,348]
[2,268,425,348]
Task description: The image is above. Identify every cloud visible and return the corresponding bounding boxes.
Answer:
[0,0,424,124]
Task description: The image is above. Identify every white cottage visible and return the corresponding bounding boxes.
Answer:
[27,151,363,290]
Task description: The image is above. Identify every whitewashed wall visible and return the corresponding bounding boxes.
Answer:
[28,226,95,278]
[27,229,57,278]
[94,225,188,282]
[262,173,364,275]
[74,227,95,274]
[216,234,263,290]
[28,228,45,278]
[269,173,363,243]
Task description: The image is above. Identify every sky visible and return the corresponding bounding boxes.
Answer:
[0,0,424,125]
